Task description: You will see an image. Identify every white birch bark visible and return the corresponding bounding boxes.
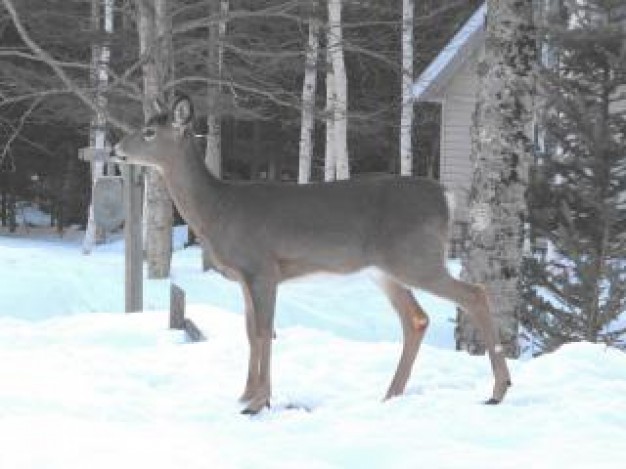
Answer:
[399,0,414,176]
[458,0,535,358]
[83,0,113,254]
[204,0,228,177]
[324,41,336,182]
[298,3,320,185]
[138,0,173,279]
[328,0,349,180]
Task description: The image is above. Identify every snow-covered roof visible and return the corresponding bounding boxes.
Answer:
[413,3,486,102]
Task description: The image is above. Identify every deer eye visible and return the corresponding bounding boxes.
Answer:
[142,127,156,141]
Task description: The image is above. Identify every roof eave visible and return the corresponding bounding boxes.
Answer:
[413,3,486,103]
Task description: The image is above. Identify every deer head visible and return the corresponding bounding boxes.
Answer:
[113,94,194,173]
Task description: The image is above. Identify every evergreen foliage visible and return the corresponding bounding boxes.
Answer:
[524,0,626,354]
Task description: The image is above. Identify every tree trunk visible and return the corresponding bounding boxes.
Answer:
[200,0,228,271]
[83,0,112,254]
[399,0,414,176]
[324,39,336,182]
[457,0,536,358]
[8,175,16,232]
[204,0,228,177]
[0,173,6,227]
[328,0,349,180]
[138,0,174,279]
[298,1,320,184]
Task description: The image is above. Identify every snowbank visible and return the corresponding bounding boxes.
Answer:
[1,230,625,468]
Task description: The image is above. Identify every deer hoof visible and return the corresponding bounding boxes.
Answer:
[486,379,512,405]
[241,399,270,415]
[241,407,260,415]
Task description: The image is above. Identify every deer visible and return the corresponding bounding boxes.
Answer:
[112,94,512,415]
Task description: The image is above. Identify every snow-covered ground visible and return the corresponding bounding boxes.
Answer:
[1,226,625,468]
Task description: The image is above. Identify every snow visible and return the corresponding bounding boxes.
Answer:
[1,226,626,468]
[13,202,53,228]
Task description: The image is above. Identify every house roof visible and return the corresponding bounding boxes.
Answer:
[412,3,486,102]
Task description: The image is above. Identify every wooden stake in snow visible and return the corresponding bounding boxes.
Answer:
[169,283,205,342]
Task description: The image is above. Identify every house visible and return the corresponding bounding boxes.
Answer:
[412,4,486,246]
[413,2,626,249]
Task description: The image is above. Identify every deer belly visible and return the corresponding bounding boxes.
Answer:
[277,242,370,279]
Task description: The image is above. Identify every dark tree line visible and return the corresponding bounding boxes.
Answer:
[0,0,479,231]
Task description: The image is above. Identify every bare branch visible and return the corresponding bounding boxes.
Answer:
[0,89,72,107]
[173,0,302,35]
[167,75,301,112]
[1,0,133,133]
[0,94,41,167]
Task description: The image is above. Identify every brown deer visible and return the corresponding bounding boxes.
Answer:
[113,94,511,414]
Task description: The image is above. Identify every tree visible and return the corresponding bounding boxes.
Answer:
[324,36,337,182]
[298,0,320,184]
[400,0,414,176]
[83,0,114,254]
[204,0,228,177]
[326,0,349,181]
[137,0,174,279]
[522,0,626,353]
[457,0,536,358]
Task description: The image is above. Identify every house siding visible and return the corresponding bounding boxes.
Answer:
[440,50,480,225]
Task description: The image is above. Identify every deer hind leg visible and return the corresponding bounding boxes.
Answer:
[416,270,512,404]
[377,275,430,400]
[240,273,277,415]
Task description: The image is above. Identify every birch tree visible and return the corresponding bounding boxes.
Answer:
[137,0,174,279]
[298,0,320,184]
[83,0,113,254]
[324,42,337,182]
[457,0,536,358]
[326,0,349,181]
[399,0,414,176]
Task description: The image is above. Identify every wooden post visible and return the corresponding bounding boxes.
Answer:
[170,282,206,342]
[183,318,205,342]
[124,165,143,312]
[170,283,185,329]
[79,146,144,312]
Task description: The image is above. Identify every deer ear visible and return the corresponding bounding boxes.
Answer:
[172,95,194,127]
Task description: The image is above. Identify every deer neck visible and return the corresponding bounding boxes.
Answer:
[163,136,226,241]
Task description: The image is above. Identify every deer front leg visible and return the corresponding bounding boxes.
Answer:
[241,273,277,415]
[239,291,260,403]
